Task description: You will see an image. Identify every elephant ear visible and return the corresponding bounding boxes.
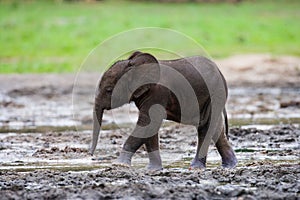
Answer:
[128,52,158,67]
[128,51,142,60]
[127,52,160,99]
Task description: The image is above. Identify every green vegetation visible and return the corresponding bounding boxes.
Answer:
[0,0,299,73]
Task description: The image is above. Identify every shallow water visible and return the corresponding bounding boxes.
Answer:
[0,125,299,173]
[1,87,300,130]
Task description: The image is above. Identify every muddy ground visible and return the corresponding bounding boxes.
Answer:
[0,125,299,199]
[0,54,300,199]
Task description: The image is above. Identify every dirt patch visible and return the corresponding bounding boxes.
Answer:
[0,162,299,199]
[280,100,300,108]
[217,54,300,87]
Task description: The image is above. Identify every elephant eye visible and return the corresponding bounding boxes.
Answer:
[105,87,113,94]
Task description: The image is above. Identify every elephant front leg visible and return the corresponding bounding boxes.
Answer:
[114,135,144,167]
[115,104,165,169]
[145,133,162,171]
[115,134,163,170]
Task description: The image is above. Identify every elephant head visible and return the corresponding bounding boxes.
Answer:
[90,51,160,155]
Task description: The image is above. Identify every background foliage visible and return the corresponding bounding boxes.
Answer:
[0,0,299,73]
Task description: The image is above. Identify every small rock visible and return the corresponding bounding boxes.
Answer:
[215,184,245,197]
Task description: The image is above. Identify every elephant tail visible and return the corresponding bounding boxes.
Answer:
[223,108,229,138]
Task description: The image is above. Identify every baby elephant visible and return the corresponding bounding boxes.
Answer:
[90,51,237,170]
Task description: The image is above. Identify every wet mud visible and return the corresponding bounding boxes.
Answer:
[0,125,299,199]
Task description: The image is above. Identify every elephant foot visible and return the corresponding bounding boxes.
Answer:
[147,164,163,171]
[221,151,238,168]
[147,150,163,171]
[113,150,134,168]
[189,156,206,170]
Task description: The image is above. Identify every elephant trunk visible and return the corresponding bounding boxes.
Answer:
[89,103,103,155]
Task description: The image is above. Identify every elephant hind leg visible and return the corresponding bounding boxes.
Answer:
[190,126,209,169]
[214,126,237,168]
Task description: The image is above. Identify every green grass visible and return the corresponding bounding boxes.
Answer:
[0,0,299,73]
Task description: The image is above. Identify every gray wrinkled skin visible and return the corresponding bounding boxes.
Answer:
[91,51,237,170]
